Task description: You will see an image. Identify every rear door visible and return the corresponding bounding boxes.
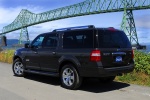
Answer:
[97,29,133,68]
[62,29,95,67]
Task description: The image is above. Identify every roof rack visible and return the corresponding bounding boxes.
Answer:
[52,25,95,32]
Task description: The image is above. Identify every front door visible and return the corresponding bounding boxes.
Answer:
[38,33,59,72]
[25,34,45,70]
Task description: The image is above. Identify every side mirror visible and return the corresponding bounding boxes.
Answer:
[24,43,30,48]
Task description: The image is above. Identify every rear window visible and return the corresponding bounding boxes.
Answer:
[63,30,95,49]
[97,30,131,48]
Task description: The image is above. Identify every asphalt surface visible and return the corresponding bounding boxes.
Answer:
[0,62,150,100]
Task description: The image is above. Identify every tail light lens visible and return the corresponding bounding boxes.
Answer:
[132,50,134,59]
[108,27,116,32]
[90,50,101,62]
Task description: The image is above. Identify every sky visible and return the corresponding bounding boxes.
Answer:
[0,0,150,44]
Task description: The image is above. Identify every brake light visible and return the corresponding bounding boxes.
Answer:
[90,50,101,62]
[108,27,116,32]
[132,50,134,59]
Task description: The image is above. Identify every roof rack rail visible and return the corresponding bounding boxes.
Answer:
[52,25,95,32]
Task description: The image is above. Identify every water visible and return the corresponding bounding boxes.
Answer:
[139,44,150,53]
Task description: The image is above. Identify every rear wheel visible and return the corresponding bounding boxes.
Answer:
[60,64,82,89]
[99,76,116,83]
[12,59,25,77]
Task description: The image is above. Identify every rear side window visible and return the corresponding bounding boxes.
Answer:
[63,30,95,49]
[97,30,131,48]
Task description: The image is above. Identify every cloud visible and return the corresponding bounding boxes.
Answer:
[28,19,76,40]
[136,28,150,43]
[135,13,150,29]
[1,2,150,45]
[0,6,40,38]
[135,13,150,43]
[0,5,76,40]
[0,5,46,34]
[5,31,20,39]
[0,5,44,25]
[0,7,19,25]
[127,11,150,44]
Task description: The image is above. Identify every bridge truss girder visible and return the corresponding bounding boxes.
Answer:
[0,0,150,44]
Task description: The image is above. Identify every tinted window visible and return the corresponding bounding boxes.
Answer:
[63,30,94,49]
[31,35,45,47]
[43,34,58,48]
[98,30,131,48]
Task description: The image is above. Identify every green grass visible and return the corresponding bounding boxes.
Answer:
[116,71,150,86]
[0,49,150,86]
[117,50,150,86]
[134,50,150,75]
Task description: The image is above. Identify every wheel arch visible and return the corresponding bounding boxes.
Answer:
[13,56,23,62]
[59,59,81,76]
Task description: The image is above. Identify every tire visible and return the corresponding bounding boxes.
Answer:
[60,64,82,90]
[99,76,116,83]
[12,58,25,77]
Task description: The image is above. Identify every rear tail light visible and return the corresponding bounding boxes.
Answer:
[108,27,116,32]
[90,50,101,62]
[132,50,134,59]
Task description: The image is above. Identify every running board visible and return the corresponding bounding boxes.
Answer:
[24,70,59,77]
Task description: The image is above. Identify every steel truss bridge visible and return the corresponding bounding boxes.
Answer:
[0,0,150,45]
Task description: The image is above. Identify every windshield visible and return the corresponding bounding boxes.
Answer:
[97,30,131,48]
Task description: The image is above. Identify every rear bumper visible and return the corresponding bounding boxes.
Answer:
[78,64,134,77]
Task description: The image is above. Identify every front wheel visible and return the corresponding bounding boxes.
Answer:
[12,59,25,77]
[60,64,82,90]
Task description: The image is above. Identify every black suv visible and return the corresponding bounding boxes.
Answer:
[12,25,134,89]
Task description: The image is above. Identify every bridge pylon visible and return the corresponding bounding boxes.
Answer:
[19,27,30,44]
[121,9,139,45]
[121,0,139,45]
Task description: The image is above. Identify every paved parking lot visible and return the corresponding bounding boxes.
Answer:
[0,62,150,100]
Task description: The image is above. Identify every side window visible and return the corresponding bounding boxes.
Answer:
[43,34,58,48]
[63,32,74,49]
[31,35,45,47]
[63,30,94,49]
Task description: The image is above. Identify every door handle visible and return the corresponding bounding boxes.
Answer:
[34,51,37,54]
[52,52,56,55]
